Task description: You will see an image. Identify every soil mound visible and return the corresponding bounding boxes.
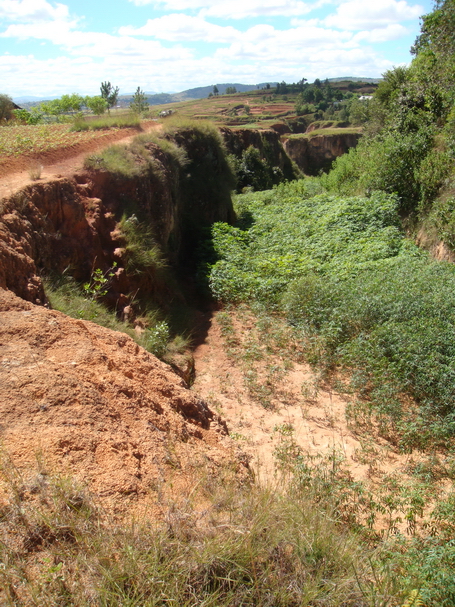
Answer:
[0,288,246,514]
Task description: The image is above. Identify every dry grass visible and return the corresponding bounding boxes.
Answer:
[0,450,404,607]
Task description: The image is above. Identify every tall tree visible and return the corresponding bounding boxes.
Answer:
[130,87,149,114]
[100,81,119,112]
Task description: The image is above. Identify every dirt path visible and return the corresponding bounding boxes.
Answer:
[0,120,161,200]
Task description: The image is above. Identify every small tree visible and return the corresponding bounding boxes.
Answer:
[85,96,108,115]
[130,87,148,114]
[59,93,84,113]
[0,94,14,122]
[40,98,64,116]
[100,81,119,112]
[213,85,219,96]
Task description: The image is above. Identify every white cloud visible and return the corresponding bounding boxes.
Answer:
[0,0,71,23]
[325,0,423,30]
[119,14,240,43]
[201,0,316,19]
[214,23,353,63]
[0,0,419,97]
[352,24,409,44]
[128,0,325,18]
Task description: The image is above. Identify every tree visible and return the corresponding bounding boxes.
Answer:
[59,93,84,112]
[85,95,108,115]
[213,85,219,96]
[13,108,43,124]
[0,94,14,122]
[40,98,64,115]
[130,87,149,114]
[226,86,237,95]
[39,94,83,116]
[100,81,119,112]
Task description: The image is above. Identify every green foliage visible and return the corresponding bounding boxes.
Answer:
[84,144,144,177]
[201,180,455,447]
[44,275,170,359]
[40,93,84,116]
[12,107,43,124]
[130,86,149,114]
[207,187,403,305]
[100,81,119,111]
[85,95,108,115]
[417,148,452,210]
[72,113,140,131]
[323,127,434,212]
[119,214,167,275]
[427,195,455,248]
[0,93,14,122]
[83,264,117,300]
[391,538,455,606]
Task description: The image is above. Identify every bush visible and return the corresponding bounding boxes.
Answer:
[323,128,434,213]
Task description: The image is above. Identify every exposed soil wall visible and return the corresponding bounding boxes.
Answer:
[283,133,362,175]
[221,127,296,180]
[0,129,236,309]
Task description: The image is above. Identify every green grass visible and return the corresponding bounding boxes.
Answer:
[287,127,362,138]
[44,276,170,359]
[71,113,141,131]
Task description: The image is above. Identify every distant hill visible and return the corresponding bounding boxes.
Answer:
[117,83,277,107]
[327,77,382,84]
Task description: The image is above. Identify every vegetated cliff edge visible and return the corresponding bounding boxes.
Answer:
[0,126,236,308]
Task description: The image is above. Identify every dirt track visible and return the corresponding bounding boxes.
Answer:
[0,121,161,200]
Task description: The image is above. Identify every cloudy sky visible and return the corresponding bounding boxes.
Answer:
[1,0,433,98]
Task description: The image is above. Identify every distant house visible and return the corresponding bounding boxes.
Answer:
[358,95,373,101]
[12,102,22,110]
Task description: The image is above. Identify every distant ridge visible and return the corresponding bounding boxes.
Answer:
[327,77,382,83]
[14,78,380,106]
[118,83,278,107]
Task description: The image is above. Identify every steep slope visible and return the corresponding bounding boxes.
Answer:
[0,288,247,515]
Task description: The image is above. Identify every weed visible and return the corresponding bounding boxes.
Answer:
[82,263,117,300]
[28,161,42,180]
[43,275,172,359]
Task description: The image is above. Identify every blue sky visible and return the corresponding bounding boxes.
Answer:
[0,0,434,98]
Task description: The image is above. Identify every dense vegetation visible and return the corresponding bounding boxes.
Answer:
[323,0,455,232]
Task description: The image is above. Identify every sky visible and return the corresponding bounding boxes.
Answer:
[0,0,435,99]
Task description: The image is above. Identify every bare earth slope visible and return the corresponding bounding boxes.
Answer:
[0,288,245,515]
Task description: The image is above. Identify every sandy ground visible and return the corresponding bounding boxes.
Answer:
[191,308,410,485]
